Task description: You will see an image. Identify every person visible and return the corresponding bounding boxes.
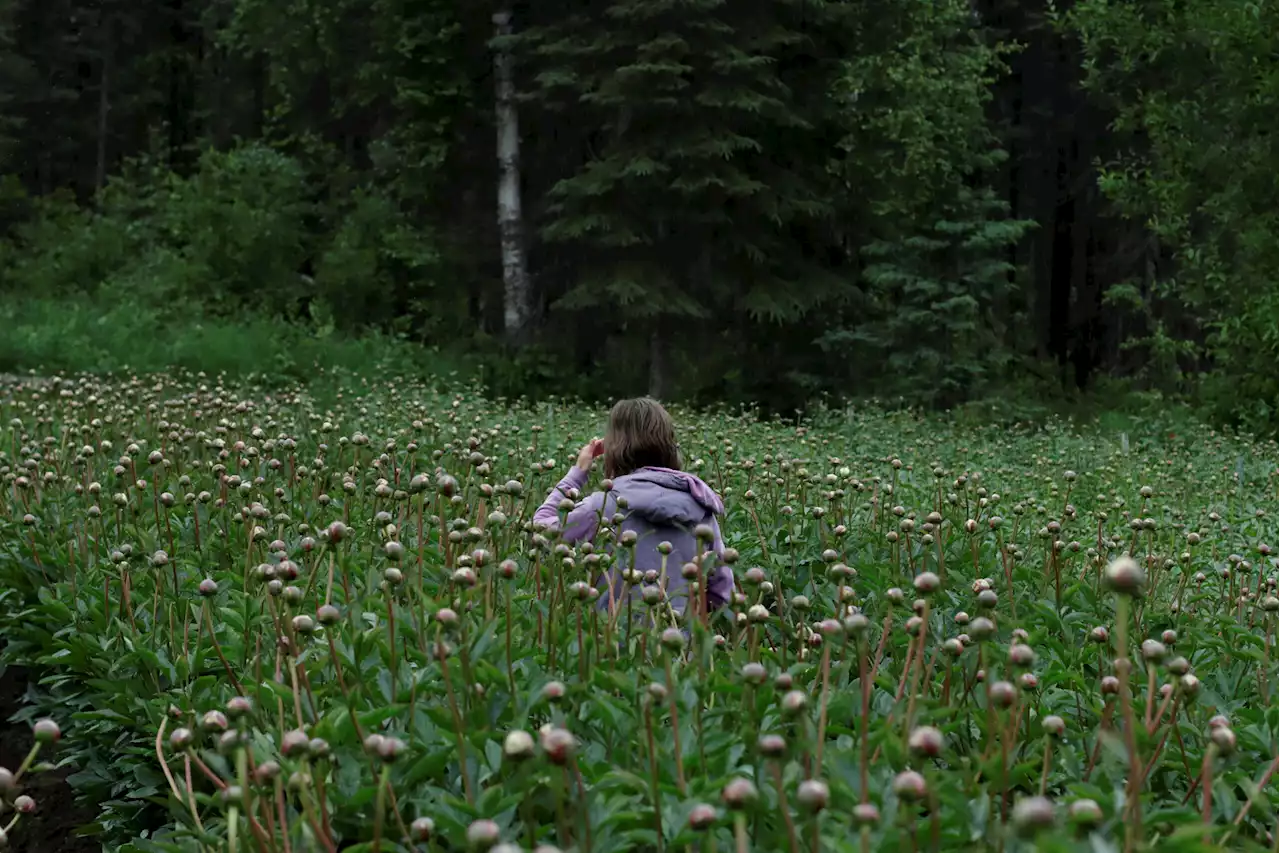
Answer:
[531,397,734,621]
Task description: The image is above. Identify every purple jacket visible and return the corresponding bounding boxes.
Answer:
[532,465,734,614]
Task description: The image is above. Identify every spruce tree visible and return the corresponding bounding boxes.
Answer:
[520,0,855,393]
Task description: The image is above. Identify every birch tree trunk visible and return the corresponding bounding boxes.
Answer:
[493,9,532,344]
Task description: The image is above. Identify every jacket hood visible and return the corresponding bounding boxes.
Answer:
[613,467,725,526]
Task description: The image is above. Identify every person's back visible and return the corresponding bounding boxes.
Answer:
[531,398,733,620]
[601,465,725,615]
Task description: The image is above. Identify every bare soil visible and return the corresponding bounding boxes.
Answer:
[0,665,99,853]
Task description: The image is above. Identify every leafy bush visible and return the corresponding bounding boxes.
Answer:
[2,147,312,316]
[1,145,464,346]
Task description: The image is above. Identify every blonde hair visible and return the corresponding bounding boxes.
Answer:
[603,397,681,479]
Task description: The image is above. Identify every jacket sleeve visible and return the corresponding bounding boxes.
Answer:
[706,515,735,610]
[532,466,605,543]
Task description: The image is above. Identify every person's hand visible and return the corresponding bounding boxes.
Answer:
[576,438,604,472]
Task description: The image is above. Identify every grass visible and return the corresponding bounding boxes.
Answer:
[0,369,1275,853]
[0,295,471,384]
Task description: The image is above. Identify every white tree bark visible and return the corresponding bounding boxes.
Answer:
[493,9,532,344]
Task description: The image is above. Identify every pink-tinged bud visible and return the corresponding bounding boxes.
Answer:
[169,728,194,752]
[411,817,435,842]
[781,690,807,716]
[226,696,252,718]
[908,725,943,758]
[1041,715,1066,737]
[913,571,940,595]
[1068,798,1102,827]
[14,795,35,814]
[1011,796,1056,838]
[758,734,787,757]
[363,734,386,757]
[541,681,566,702]
[721,778,758,810]
[892,770,928,801]
[281,729,310,758]
[1009,643,1036,668]
[376,736,406,764]
[1210,727,1236,754]
[253,761,281,785]
[326,521,347,543]
[198,578,218,597]
[1140,640,1167,663]
[33,718,61,743]
[854,802,880,824]
[539,726,576,765]
[1104,556,1145,595]
[466,819,502,851]
[217,730,244,753]
[688,803,718,830]
[796,779,829,812]
[503,730,535,761]
[989,681,1016,707]
[969,617,995,640]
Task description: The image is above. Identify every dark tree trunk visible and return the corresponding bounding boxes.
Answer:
[252,53,266,138]
[648,328,670,401]
[167,0,194,172]
[95,25,111,192]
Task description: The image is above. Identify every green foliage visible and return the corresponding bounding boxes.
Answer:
[522,0,853,326]
[0,0,1272,432]
[1067,0,1279,433]
[831,187,1032,408]
[814,0,1032,407]
[0,143,468,347]
[0,294,452,381]
[3,145,312,315]
[313,189,449,337]
[0,372,1275,851]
